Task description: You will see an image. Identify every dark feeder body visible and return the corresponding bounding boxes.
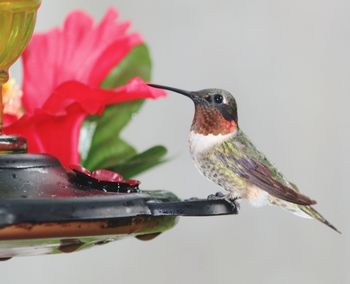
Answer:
[0,153,238,259]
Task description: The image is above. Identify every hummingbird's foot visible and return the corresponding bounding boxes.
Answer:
[207,191,225,200]
[227,196,240,210]
[207,192,240,211]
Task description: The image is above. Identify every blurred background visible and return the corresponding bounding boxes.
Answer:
[2,0,349,283]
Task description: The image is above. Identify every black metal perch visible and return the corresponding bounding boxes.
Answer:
[0,154,238,259]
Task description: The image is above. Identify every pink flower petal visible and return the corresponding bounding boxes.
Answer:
[43,78,166,116]
[4,79,165,167]
[22,7,143,113]
[4,107,84,166]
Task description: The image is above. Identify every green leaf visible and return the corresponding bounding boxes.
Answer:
[79,120,97,161]
[83,136,137,170]
[82,44,168,176]
[101,44,152,89]
[108,145,168,179]
[90,101,144,146]
[83,44,152,168]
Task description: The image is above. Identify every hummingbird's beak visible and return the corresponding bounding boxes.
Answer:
[147,83,194,99]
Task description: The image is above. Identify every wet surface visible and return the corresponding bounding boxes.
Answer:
[0,153,238,258]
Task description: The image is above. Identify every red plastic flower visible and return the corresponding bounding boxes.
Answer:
[3,8,165,167]
[71,165,140,193]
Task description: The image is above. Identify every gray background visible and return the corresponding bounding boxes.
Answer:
[2,0,349,283]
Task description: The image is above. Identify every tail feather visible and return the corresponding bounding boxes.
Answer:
[299,206,341,234]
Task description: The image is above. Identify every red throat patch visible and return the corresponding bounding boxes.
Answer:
[191,106,237,135]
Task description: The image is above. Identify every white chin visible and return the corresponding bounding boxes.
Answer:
[189,131,236,154]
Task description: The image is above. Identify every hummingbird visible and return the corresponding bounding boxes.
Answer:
[148,83,340,233]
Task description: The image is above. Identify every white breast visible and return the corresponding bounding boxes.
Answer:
[189,131,236,155]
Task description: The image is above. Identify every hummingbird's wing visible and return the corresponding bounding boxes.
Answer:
[215,131,316,206]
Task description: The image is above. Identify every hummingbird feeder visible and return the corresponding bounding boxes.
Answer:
[0,0,238,260]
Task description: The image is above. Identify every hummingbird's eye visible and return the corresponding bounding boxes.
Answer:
[214,94,223,104]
